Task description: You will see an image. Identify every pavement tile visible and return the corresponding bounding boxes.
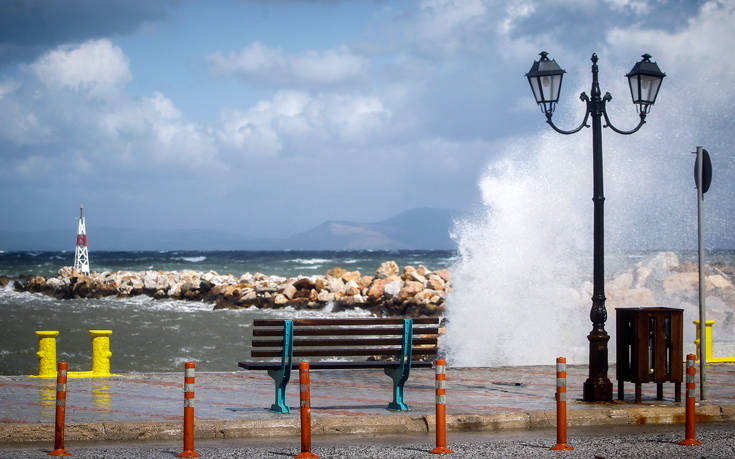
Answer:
[1,363,734,442]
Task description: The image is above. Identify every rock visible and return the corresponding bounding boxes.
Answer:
[417,265,429,276]
[367,279,387,301]
[434,269,451,283]
[607,287,656,307]
[409,271,427,285]
[342,271,361,283]
[416,289,441,303]
[27,275,47,292]
[317,290,334,302]
[677,261,698,273]
[384,280,402,298]
[426,277,445,291]
[0,275,10,288]
[239,273,253,283]
[345,280,361,296]
[375,261,399,279]
[314,278,326,292]
[634,266,652,289]
[638,251,679,280]
[274,294,288,305]
[293,278,316,291]
[143,272,159,290]
[283,284,297,300]
[401,266,416,281]
[708,274,733,290]
[606,271,633,292]
[45,277,64,289]
[326,267,347,278]
[58,266,74,278]
[325,276,345,293]
[663,272,698,296]
[199,280,213,293]
[358,276,373,290]
[397,281,424,301]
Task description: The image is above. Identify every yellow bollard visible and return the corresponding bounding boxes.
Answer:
[90,330,113,377]
[31,329,117,378]
[33,331,60,378]
[694,320,735,363]
[693,320,715,362]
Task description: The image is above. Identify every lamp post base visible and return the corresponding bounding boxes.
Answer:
[583,377,612,402]
[583,331,613,402]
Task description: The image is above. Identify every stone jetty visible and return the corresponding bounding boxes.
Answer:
[10,261,452,317]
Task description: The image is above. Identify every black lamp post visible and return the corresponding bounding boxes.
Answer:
[525,52,665,402]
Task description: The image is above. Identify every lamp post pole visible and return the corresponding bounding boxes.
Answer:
[525,52,665,402]
[586,54,612,401]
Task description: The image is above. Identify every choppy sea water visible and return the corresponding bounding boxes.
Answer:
[0,250,454,375]
[1,249,733,375]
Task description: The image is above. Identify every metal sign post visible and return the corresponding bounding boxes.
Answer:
[694,146,712,400]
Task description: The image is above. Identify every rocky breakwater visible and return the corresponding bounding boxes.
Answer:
[594,251,735,335]
[13,261,452,317]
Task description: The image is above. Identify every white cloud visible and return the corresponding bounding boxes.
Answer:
[215,90,392,157]
[606,0,735,108]
[29,39,131,97]
[207,42,368,87]
[409,0,489,54]
[604,0,654,14]
[0,79,20,100]
[99,92,218,167]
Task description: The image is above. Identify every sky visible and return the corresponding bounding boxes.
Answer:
[0,0,733,248]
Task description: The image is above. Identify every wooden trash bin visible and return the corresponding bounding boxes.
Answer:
[616,307,683,403]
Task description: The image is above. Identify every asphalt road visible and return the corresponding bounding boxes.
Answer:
[2,423,733,458]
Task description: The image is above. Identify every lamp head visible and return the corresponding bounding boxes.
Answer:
[526,51,566,114]
[626,54,665,114]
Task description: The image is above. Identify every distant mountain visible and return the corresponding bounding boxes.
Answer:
[283,208,458,250]
[0,208,459,251]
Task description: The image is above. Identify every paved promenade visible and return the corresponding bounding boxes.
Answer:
[1,363,734,443]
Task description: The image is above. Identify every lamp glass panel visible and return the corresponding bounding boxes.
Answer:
[549,74,562,101]
[641,75,661,103]
[628,75,640,103]
[529,76,543,103]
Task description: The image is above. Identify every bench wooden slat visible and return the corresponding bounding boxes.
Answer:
[251,348,437,358]
[252,327,439,337]
[239,360,434,370]
[251,337,438,348]
[254,318,438,326]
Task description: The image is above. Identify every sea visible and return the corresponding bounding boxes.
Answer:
[1,249,733,375]
[0,250,455,375]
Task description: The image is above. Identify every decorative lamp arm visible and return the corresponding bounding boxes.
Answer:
[545,92,591,135]
[601,92,647,135]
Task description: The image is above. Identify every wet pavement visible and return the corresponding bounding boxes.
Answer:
[1,363,734,426]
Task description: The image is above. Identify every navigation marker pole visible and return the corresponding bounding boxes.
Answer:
[73,204,90,274]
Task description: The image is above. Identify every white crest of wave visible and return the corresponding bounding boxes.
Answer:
[447,132,595,367]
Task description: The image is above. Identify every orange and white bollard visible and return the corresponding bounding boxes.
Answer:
[296,361,318,459]
[48,361,70,456]
[679,354,702,446]
[178,362,200,458]
[430,358,452,454]
[551,357,573,451]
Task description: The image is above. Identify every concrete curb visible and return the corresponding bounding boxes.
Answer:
[2,404,733,444]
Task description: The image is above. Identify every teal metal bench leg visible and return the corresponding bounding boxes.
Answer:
[384,319,413,411]
[266,320,293,413]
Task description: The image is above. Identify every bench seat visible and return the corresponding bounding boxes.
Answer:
[238,317,439,413]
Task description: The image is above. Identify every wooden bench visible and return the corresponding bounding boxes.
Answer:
[238,317,439,413]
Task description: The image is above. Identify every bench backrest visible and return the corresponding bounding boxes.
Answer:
[251,318,439,361]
